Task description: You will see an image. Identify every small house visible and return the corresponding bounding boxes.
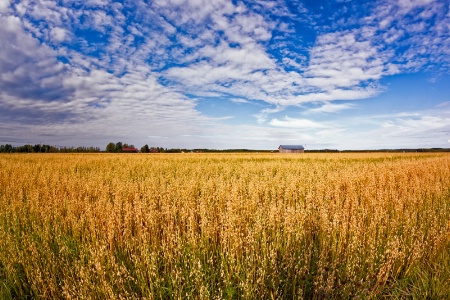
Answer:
[278,145,305,153]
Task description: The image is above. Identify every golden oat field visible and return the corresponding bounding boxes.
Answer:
[1,153,450,299]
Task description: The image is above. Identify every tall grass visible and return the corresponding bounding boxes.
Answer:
[1,153,450,299]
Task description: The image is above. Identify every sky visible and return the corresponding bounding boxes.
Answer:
[1,0,449,150]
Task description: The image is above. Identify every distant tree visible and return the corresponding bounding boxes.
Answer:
[18,144,33,153]
[123,143,129,148]
[40,144,58,153]
[2,144,13,153]
[115,142,123,152]
[106,142,115,152]
[141,144,149,153]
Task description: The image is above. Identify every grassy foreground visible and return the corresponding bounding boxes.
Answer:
[1,153,450,299]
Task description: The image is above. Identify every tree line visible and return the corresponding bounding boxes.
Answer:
[106,142,165,153]
[0,144,101,153]
[1,142,185,154]
[105,142,272,153]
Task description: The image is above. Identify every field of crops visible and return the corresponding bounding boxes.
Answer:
[1,153,450,299]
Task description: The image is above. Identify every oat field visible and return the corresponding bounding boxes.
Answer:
[1,153,450,299]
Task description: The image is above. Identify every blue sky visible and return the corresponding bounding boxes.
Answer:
[1,0,449,150]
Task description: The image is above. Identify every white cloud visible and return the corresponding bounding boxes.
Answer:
[229,98,250,104]
[50,27,69,42]
[254,106,284,124]
[306,31,391,91]
[437,101,450,107]
[286,87,381,105]
[0,3,217,146]
[366,0,450,72]
[269,116,327,129]
[0,14,69,102]
[307,102,355,113]
[86,0,110,7]
[397,0,435,14]
[198,41,275,69]
[0,0,10,12]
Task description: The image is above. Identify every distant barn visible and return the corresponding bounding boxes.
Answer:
[278,145,305,153]
[122,147,139,153]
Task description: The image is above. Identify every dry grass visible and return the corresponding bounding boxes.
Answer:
[1,153,450,299]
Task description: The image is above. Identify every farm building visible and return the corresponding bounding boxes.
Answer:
[122,147,139,153]
[278,145,305,153]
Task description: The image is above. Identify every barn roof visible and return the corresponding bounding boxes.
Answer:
[279,145,305,150]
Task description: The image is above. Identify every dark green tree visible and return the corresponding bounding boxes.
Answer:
[106,142,115,152]
[2,144,13,152]
[115,142,123,152]
[141,144,149,153]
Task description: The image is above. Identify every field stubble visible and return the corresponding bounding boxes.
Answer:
[1,153,450,299]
